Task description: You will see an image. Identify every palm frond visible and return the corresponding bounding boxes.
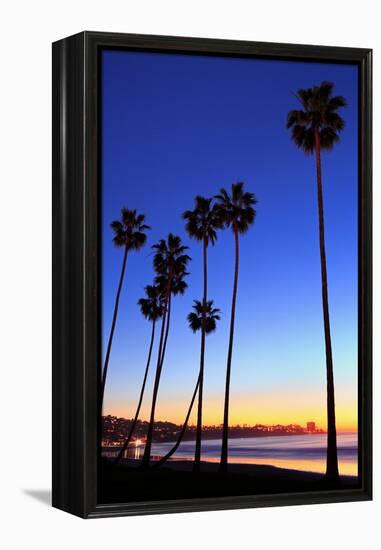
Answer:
[317,81,334,103]
[324,111,345,132]
[320,127,340,150]
[187,312,201,333]
[187,299,221,334]
[286,109,308,129]
[290,125,315,154]
[328,95,347,110]
[138,283,165,321]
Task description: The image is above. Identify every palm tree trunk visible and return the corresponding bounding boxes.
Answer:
[315,130,339,481]
[100,245,128,412]
[113,320,156,466]
[152,373,201,468]
[219,226,239,473]
[194,238,208,472]
[141,280,172,467]
[158,291,172,370]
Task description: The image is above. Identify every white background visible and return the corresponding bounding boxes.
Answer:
[0,1,378,548]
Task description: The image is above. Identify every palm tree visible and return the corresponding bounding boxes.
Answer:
[182,196,221,472]
[153,300,220,469]
[101,208,150,411]
[113,285,165,465]
[140,234,191,467]
[215,182,257,472]
[286,81,346,481]
[187,300,221,471]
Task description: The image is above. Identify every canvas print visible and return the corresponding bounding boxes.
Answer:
[99,49,359,504]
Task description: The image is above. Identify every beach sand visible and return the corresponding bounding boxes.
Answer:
[99,458,359,504]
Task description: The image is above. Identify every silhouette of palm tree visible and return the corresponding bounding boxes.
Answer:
[188,300,221,471]
[287,81,346,481]
[113,284,165,465]
[215,182,257,472]
[141,234,191,467]
[153,300,220,469]
[183,196,221,472]
[101,208,150,411]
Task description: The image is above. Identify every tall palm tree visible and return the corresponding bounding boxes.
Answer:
[182,196,221,472]
[113,285,165,465]
[141,234,191,467]
[187,300,221,471]
[153,300,220,469]
[215,182,257,472]
[101,208,150,411]
[286,81,346,481]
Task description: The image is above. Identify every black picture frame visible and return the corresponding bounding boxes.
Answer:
[52,31,372,518]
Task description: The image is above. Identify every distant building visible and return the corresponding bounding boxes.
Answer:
[306,421,316,433]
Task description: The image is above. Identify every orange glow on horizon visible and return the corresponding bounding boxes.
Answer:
[104,389,358,433]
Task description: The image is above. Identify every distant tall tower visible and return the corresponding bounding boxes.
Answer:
[307,421,316,433]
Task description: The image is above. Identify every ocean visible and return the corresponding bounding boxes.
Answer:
[151,432,358,476]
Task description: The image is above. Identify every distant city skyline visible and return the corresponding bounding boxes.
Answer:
[101,416,327,450]
[102,415,327,432]
[101,50,358,433]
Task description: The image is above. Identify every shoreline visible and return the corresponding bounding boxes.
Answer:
[115,457,357,482]
[101,431,361,452]
[102,432,358,477]
[154,431,327,442]
[101,432,328,453]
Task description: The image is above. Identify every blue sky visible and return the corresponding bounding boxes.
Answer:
[101,49,358,430]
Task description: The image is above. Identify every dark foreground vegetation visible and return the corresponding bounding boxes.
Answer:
[99,458,359,504]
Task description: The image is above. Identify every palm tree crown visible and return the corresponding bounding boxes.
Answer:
[155,273,188,297]
[187,300,221,334]
[286,81,346,154]
[215,182,257,234]
[111,207,150,250]
[182,196,221,245]
[152,233,191,280]
[138,285,165,322]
